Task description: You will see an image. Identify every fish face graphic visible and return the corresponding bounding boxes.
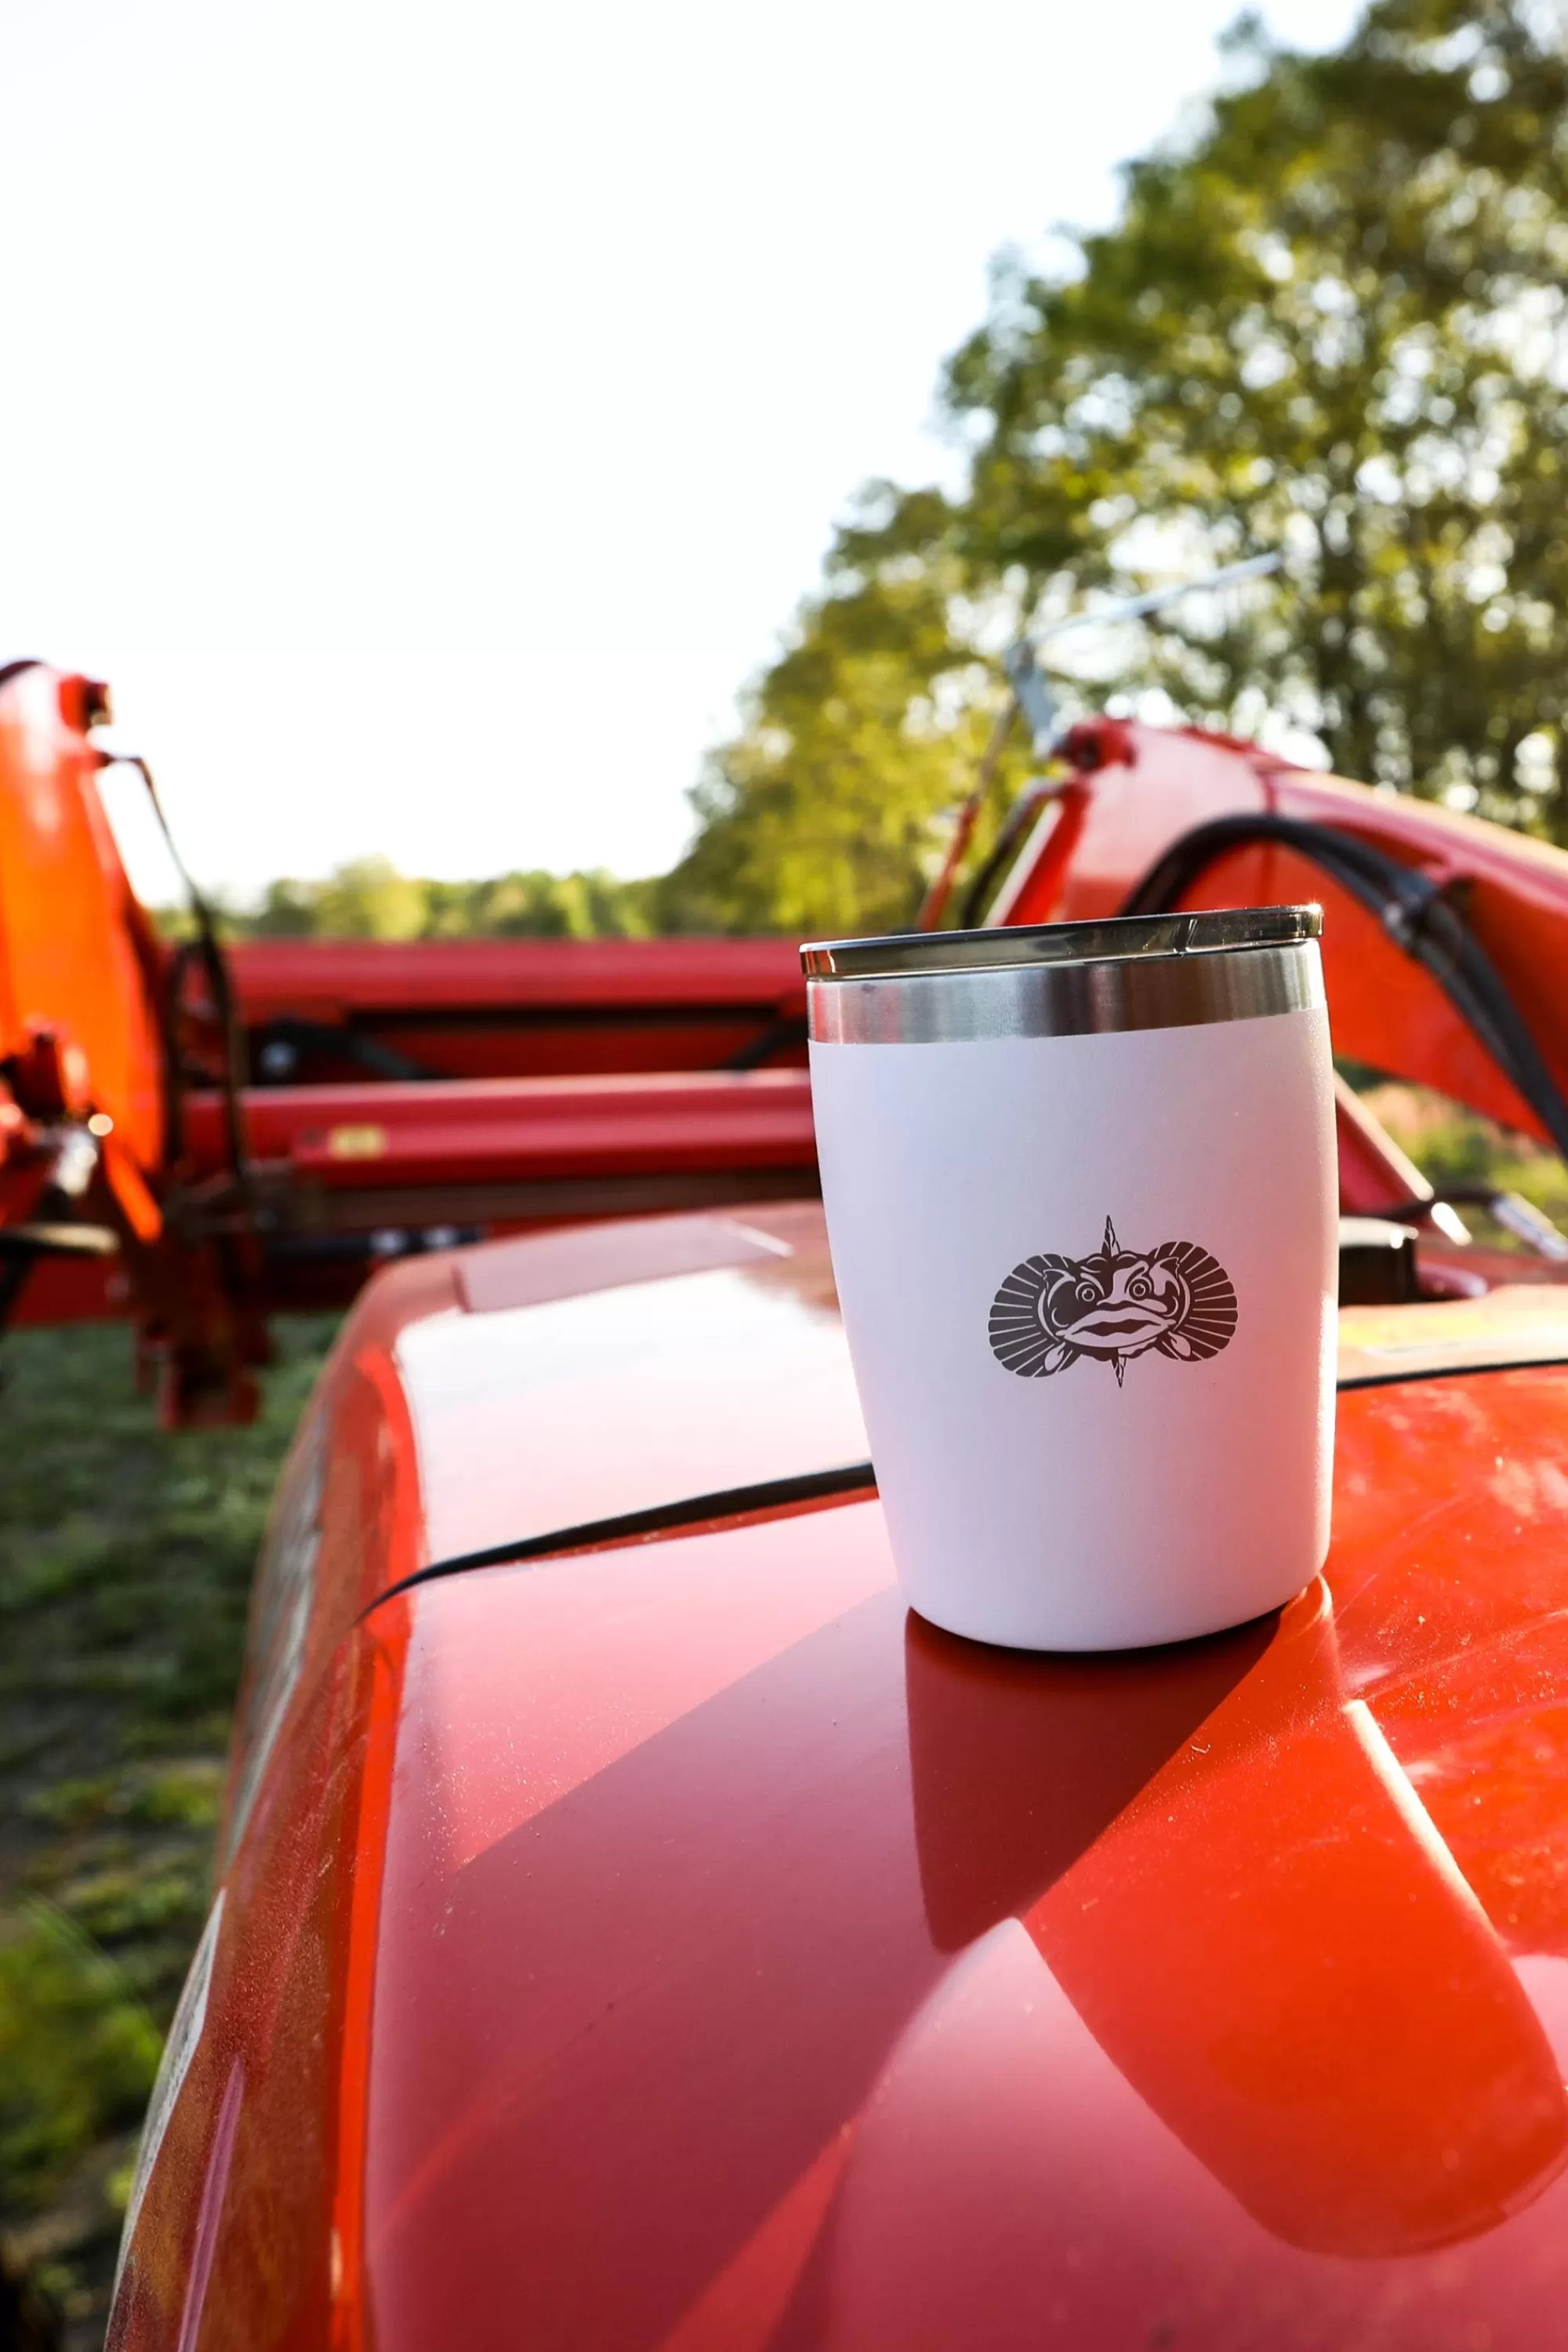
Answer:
[989,1218,1237,1384]
[1047,1249,1189,1359]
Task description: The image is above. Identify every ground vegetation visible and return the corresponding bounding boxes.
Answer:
[0,1318,338,2347]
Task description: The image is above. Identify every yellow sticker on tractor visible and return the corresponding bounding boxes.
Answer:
[326,1124,389,1161]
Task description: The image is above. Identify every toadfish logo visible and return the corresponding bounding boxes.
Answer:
[989,1217,1237,1387]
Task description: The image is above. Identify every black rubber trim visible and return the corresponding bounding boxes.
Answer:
[356,1348,1568,1619]
[359,1459,878,1617]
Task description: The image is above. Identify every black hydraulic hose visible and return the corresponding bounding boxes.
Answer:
[112,754,250,1189]
[1121,815,1568,1167]
[157,938,205,1162]
[253,1018,436,1084]
[724,1013,809,1070]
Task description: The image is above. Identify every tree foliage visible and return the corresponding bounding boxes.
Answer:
[666,0,1568,935]
[162,856,660,943]
[659,513,1037,937]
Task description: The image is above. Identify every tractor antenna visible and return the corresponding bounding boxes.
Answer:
[1009,550,1284,756]
[916,550,1283,928]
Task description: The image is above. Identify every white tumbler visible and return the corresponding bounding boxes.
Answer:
[804,906,1337,1651]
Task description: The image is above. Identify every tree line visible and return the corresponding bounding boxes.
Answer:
[218,858,661,941]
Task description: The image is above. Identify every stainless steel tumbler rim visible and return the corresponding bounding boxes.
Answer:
[803,906,1325,1045]
[800,903,1321,981]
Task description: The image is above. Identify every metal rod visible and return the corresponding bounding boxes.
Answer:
[915,694,1020,931]
[1028,550,1283,646]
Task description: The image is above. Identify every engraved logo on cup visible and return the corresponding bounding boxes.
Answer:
[989,1216,1237,1387]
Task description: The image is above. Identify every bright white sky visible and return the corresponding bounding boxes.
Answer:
[3,0,1361,899]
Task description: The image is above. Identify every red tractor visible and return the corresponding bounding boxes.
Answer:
[11,655,1568,2347]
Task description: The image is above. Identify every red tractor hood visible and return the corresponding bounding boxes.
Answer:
[360,1491,1568,2349]
[120,1209,1568,2351]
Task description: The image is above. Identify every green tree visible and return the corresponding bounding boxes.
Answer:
[308,856,430,940]
[669,0,1568,935]
[197,861,658,942]
[661,512,1031,937]
[423,869,657,939]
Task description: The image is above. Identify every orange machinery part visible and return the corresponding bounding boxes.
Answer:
[999,717,1568,1142]
[13,662,1568,1399]
[0,664,165,1185]
[224,935,808,1083]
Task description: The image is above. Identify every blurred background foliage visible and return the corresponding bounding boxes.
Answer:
[194,0,1568,947]
[158,857,660,946]
[236,858,661,942]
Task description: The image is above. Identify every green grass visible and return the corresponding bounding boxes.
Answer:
[0,1315,337,2344]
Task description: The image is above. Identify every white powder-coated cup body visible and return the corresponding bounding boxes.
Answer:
[804,909,1338,1651]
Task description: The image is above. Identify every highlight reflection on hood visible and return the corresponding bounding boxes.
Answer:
[902,1591,1568,2265]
